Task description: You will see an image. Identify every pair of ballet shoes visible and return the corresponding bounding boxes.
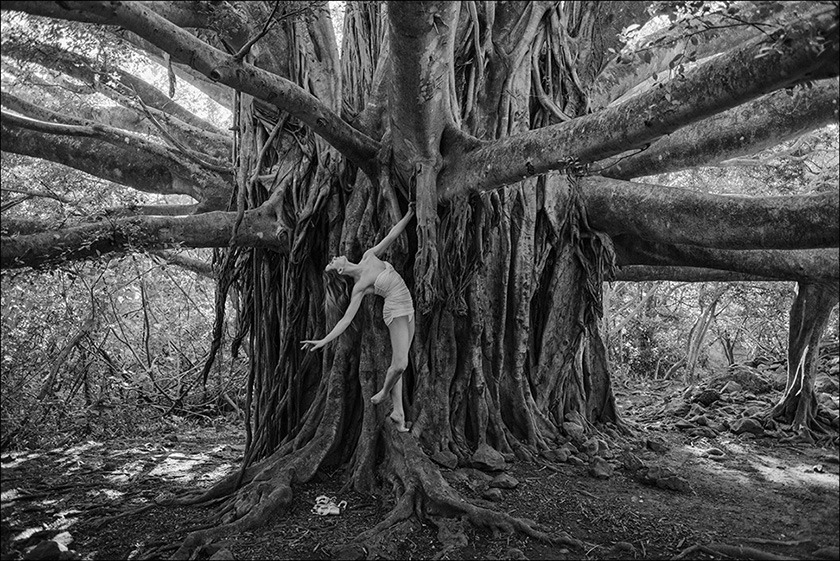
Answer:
[311,495,347,516]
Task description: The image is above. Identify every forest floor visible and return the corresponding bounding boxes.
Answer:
[1,368,839,561]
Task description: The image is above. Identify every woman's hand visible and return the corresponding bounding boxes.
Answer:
[407,202,416,215]
[301,339,326,352]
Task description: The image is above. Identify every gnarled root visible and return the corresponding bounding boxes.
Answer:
[346,424,587,555]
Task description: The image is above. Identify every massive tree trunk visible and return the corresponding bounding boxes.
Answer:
[165,3,625,552]
[1,0,838,555]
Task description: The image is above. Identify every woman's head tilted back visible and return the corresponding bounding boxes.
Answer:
[325,256,348,275]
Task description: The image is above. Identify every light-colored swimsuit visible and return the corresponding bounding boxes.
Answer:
[373,262,414,326]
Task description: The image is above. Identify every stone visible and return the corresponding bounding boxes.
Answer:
[674,420,696,430]
[431,450,458,469]
[693,388,721,407]
[460,467,492,482]
[721,380,743,393]
[589,457,613,479]
[688,414,709,426]
[688,427,718,440]
[482,488,504,501]
[817,393,839,411]
[743,406,764,417]
[502,547,529,560]
[642,466,692,494]
[815,377,839,394]
[489,474,519,489]
[208,549,236,561]
[567,455,585,467]
[564,422,586,444]
[656,473,692,494]
[24,541,62,561]
[471,443,506,472]
[730,417,764,435]
[582,437,600,456]
[645,438,668,453]
[554,447,570,462]
[688,403,707,417]
[665,401,691,417]
[621,453,646,473]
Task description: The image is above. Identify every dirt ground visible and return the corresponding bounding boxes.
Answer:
[2,377,838,561]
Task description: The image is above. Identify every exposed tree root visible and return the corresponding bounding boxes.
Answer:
[345,423,589,554]
[672,543,797,560]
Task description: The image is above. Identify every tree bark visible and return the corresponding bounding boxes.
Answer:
[594,79,839,179]
[615,238,839,283]
[582,176,840,249]
[0,210,281,269]
[770,282,840,433]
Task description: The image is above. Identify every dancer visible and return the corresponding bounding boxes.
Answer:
[301,204,416,432]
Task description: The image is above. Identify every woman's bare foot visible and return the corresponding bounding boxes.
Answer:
[371,389,387,405]
[389,411,409,432]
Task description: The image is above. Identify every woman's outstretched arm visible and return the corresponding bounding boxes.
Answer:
[301,286,366,351]
[367,203,415,257]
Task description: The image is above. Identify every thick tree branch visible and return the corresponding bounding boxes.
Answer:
[0,209,283,269]
[614,237,839,284]
[614,266,779,283]
[581,176,840,250]
[100,204,201,218]
[1,0,216,27]
[1,91,231,160]
[115,33,234,109]
[439,8,838,196]
[10,1,380,175]
[1,38,223,133]
[594,79,839,179]
[1,111,231,208]
[588,1,818,110]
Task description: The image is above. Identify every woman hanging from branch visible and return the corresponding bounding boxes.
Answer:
[301,203,416,432]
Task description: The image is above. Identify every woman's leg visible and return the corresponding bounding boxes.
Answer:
[387,315,415,431]
[371,315,411,430]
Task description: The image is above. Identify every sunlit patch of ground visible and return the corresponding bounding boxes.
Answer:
[681,438,840,490]
[147,452,211,482]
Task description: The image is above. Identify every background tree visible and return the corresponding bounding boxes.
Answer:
[1,0,838,554]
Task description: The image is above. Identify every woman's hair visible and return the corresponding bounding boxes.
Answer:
[323,268,351,327]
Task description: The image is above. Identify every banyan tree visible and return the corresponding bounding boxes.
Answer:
[1,0,838,555]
